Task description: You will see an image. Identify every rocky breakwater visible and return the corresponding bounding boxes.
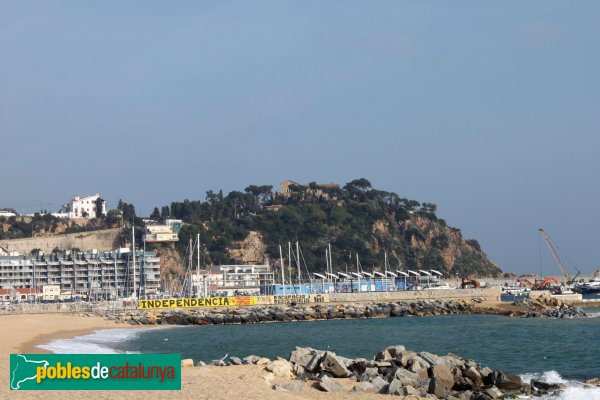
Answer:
[106,300,480,325]
[514,297,587,319]
[189,345,572,399]
[287,345,543,399]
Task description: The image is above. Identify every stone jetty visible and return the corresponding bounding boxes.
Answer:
[189,345,569,399]
[107,300,483,325]
[103,298,586,326]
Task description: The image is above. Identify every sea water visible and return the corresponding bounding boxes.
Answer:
[41,314,600,399]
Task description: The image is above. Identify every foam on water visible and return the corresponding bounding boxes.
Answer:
[37,328,144,354]
[520,370,600,400]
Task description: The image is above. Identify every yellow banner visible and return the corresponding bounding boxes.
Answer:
[139,296,258,310]
[138,294,330,309]
[273,294,329,305]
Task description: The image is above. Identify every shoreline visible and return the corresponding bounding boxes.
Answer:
[3,310,599,399]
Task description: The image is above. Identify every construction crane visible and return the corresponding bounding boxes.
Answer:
[538,228,580,285]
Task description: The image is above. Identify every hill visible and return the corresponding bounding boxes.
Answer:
[163,179,502,278]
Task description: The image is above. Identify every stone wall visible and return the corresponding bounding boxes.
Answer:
[328,287,500,303]
[0,228,121,255]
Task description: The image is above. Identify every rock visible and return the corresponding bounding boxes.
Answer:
[229,356,243,365]
[181,359,194,368]
[256,357,270,365]
[396,350,418,367]
[266,359,293,379]
[352,381,377,393]
[531,379,567,392]
[464,366,483,387]
[196,361,206,366]
[430,364,454,389]
[419,351,445,366]
[586,377,600,386]
[407,355,430,373]
[452,375,474,391]
[348,360,368,375]
[371,376,389,393]
[398,385,420,396]
[494,371,524,391]
[479,367,494,385]
[375,348,393,362]
[385,344,406,358]
[273,382,303,392]
[317,375,348,392]
[429,377,450,398]
[243,355,260,364]
[387,378,404,395]
[395,368,419,386]
[289,347,316,365]
[481,386,503,399]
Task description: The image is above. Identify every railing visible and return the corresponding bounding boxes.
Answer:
[0,300,138,315]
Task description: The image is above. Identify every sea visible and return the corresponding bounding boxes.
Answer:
[39,309,600,399]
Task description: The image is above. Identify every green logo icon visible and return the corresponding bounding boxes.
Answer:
[10,354,181,390]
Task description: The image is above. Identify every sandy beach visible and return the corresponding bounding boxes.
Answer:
[1,313,390,400]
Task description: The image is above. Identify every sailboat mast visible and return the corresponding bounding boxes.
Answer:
[288,242,292,289]
[132,226,137,299]
[328,243,333,276]
[279,244,285,295]
[196,234,200,298]
[296,241,301,285]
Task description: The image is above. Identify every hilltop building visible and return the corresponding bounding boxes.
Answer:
[279,180,340,199]
[57,194,107,219]
[142,219,183,243]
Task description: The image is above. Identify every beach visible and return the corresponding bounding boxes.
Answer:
[1,313,387,400]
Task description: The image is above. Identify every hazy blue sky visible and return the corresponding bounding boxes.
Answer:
[1,1,599,275]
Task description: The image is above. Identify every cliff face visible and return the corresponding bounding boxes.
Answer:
[217,214,500,278]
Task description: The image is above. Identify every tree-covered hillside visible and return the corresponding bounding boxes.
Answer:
[159,179,501,278]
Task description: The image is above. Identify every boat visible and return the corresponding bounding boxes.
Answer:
[501,281,531,295]
[501,287,529,296]
[575,270,600,294]
[423,281,455,290]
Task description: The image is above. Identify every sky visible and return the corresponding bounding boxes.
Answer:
[1,1,599,275]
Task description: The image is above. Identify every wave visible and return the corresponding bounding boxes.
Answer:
[520,370,600,400]
[37,328,145,354]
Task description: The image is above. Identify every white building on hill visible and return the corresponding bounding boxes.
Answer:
[60,194,106,219]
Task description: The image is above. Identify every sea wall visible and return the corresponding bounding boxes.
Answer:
[328,287,500,303]
[0,228,121,255]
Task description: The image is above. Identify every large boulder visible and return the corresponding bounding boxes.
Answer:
[352,381,378,393]
[428,364,455,397]
[320,352,351,377]
[464,366,483,387]
[371,376,389,393]
[387,378,404,395]
[317,375,348,392]
[266,359,293,379]
[494,371,524,391]
[394,368,419,387]
[396,351,417,367]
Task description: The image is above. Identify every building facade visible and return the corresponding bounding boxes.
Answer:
[60,194,107,219]
[0,249,160,300]
[191,264,274,296]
